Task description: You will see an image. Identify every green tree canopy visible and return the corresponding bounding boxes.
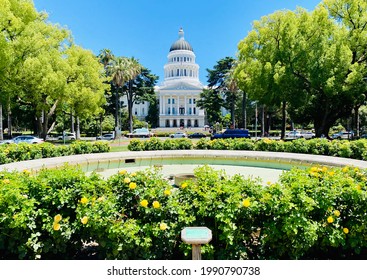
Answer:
[234,0,367,137]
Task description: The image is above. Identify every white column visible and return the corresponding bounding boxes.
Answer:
[170,95,173,115]
[184,96,187,115]
[162,95,165,115]
[177,95,180,116]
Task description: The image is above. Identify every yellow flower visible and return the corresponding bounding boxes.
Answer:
[311,167,319,173]
[124,177,131,184]
[342,166,349,173]
[129,182,137,190]
[328,171,335,176]
[130,172,137,177]
[97,196,105,202]
[152,201,160,209]
[23,169,31,175]
[266,181,272,185]
[333,210,341,217]
[2,179,10,184]
[160,222,168,231]
[81,216,89,225]
[356,185,362,191]
[164,189,171,196]
[54,214,62,222]
[53,223,61,231]
[119,170,127,175]
[343,227,349,234]
[322,166,328,172]
[327,216,334,223]
[354,167,359,172]
[80,197,88,204]
[242,198,251,208]
[140,199,148,208]
[181,182,188,189]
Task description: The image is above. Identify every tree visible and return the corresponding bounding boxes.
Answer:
[206,57,240,127]
[63,45,108,139]
[196,89,225,125]
[235,3,367,137]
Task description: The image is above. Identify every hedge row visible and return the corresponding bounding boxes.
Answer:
[128,138,367,160]
[0,141,110,165]
[0,165,366,259]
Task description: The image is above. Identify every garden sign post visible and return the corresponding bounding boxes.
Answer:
[181,227,212,260]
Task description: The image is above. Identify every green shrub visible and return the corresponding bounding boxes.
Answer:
[1,164,366,260]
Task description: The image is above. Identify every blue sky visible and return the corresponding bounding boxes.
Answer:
[33,0,321,84]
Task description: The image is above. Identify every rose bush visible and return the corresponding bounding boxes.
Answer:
[1,163,366,260]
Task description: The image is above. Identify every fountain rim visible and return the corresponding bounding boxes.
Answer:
[1,150,367,173]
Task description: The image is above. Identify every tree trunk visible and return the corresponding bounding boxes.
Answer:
[261,105,265,137]
[76,116,80,140]
[115,89,119,130]
[7,102,11,138]
[354,105,360,137]
[0,103,3,140]
[71,113,75,133]
[231,92,235,128]
[280,100,286,139]
[242,91,247,129]
[128,80,134,133]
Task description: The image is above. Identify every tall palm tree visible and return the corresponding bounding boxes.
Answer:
[108,57,130,134]
[125,57,142,133]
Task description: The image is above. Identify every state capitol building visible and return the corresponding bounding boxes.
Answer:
[132,28,206,128]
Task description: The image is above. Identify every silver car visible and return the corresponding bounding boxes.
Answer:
[13,136,44,144]
[170,132,187,138]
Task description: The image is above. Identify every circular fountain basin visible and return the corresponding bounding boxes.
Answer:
[1,150,366,184]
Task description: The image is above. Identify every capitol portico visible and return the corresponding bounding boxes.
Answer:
[156,28,205,128]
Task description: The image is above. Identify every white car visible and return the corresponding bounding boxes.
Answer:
[97,133,114,140]
[170,132,187,138]
[286,130,315,139]
[58,132,76,141]
[13,136,44,144]
[0,139,14,145]
[127,128,152,138]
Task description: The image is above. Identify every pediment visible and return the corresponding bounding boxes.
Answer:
[159,81,204,91]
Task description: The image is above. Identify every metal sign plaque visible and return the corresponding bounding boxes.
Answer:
[181,227,212,245]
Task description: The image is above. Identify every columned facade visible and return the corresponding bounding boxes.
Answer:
[156,28,205,128]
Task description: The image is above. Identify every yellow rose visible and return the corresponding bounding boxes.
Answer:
[2,179,10,184]
[140,199,148,208]
[81,216,89,225]
[181,182,188,189]
[160,222,168,231]
[164,189,171,196]
[124,177,131,184]
[54,214,62,222]
[356,185,362,191]
[328,171,335,176]
[131,172,137,177]
[343,227,349,234]
[129,182,137,190]
[242,198,251,208]
[119,170,127,175]
[327,216,334,223]
[53,223,61,231]
[23,169,31,175]
[152,201,160,209]
[333,210,340,217]
[342,167,349,173]
[80,197,88,204]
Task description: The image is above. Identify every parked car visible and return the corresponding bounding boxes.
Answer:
[96,133,115,141]
[58,132,76,141]
[0,139,14,145]
[332,131,354,140]
[188,132,207,139]
[127,128,152,138]
[13,136,44,144]
[285,130,315,139]
[170,132,187,138]
[210,129,251,140]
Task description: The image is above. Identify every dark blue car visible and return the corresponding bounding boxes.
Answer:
[210,129,251,140]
